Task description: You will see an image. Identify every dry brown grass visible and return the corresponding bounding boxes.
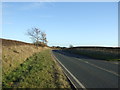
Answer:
[2,39,49,75]
[0,39,2,89]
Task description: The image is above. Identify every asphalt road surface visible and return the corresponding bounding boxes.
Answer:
[52,50,119,89]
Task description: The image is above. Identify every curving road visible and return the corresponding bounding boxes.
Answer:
[52,50,119,89]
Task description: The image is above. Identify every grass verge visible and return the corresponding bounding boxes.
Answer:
[2,44,45,76]
[3,50,71,88]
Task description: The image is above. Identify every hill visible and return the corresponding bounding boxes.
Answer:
[1,38,46,75]
[1,38,34,46]
[1,38,71,88]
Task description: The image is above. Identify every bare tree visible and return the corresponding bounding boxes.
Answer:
[27,27,48,47]
[41,32,48,44]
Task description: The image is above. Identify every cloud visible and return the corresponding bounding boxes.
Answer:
[3,2,55,11]
[2,3,13,8]
[20,2,45,10]
[20,2,55,10]
[3,22,13,25]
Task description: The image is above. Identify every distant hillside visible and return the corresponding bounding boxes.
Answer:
[64,46,119,61]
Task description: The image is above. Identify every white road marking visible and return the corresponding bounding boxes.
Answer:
[51,51,87,90]
[78,59,120,77]
[111,62,119,65]
[85,61,88,63]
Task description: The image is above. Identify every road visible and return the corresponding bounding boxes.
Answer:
[52,50,119,89]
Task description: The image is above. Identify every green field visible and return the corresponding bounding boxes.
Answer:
[64,47,119,61]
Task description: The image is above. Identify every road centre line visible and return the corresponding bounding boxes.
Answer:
[77,59,119,77]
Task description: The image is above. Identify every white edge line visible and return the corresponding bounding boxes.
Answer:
[51,51,87,90]
[50,51,77,89]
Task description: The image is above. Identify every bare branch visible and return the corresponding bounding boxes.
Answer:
[27,27,48,47]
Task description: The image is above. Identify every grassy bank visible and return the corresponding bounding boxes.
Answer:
[64,47,119,61]
[3,50,71,88]
[2,39,47,75]
[2,39,71,88]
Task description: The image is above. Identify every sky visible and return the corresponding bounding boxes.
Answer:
[2,2,118,47]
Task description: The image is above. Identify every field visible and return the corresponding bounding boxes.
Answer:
[1,39,71,88]
[64,47,119,61]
